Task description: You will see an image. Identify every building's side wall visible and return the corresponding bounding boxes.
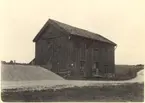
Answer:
[66,36,115,79]
[97,43,115,76]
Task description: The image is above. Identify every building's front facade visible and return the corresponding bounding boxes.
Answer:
[32,19,117,79]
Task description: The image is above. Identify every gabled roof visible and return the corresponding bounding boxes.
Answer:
[33,19,116,46]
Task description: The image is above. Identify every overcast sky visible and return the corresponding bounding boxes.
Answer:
[0,0,145,64]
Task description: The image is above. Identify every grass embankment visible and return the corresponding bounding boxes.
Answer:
[1,83,144,102]
[80,65,144,80]
[114,65,144,80]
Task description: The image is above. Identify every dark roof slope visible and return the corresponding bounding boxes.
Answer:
[33,19,116,45]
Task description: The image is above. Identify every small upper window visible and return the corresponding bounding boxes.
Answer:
[94,48,99,51]
[105,48,108,52]
[47,41,52,49]
[84,44,87,49]
[93,48,99,60]
[68,36,71,40]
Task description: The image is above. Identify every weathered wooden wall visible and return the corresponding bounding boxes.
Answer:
[35,24,115,79]
[66,36,115,78]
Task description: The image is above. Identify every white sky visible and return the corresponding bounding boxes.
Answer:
[0,0,145,64]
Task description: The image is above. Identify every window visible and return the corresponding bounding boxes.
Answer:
[41,46,43,53]
[104,65,108,73]
[80,61,85,76]
[104,48,109,61]
[68,36,71,40]
[47,41,52,49]
[84,44,87,49]
[80,43,86,60]
[93,62,99,68]
[93,48,99,61]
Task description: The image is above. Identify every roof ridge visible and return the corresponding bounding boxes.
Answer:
[49,19,116,45]
[33,18,116,45]
[49,19,95,34]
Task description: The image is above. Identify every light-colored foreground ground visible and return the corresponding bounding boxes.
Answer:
[1,64,144,91]
[1,64,64,81]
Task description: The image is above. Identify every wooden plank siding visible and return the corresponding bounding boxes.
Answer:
[34,24,115,79]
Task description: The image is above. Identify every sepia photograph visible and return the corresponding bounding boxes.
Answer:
[0,0,144,102]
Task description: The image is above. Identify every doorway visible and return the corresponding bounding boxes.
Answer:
[92,62,99,76]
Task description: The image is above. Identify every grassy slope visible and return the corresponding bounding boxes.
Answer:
[114,65,144,80]
[115,65,139,74]
[1,83,144,102]
[1,64,64,81]
[84,65,144,80]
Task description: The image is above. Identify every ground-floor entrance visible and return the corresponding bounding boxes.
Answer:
[92,62,99,77]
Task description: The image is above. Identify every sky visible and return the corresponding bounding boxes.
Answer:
[0,0,145,64]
